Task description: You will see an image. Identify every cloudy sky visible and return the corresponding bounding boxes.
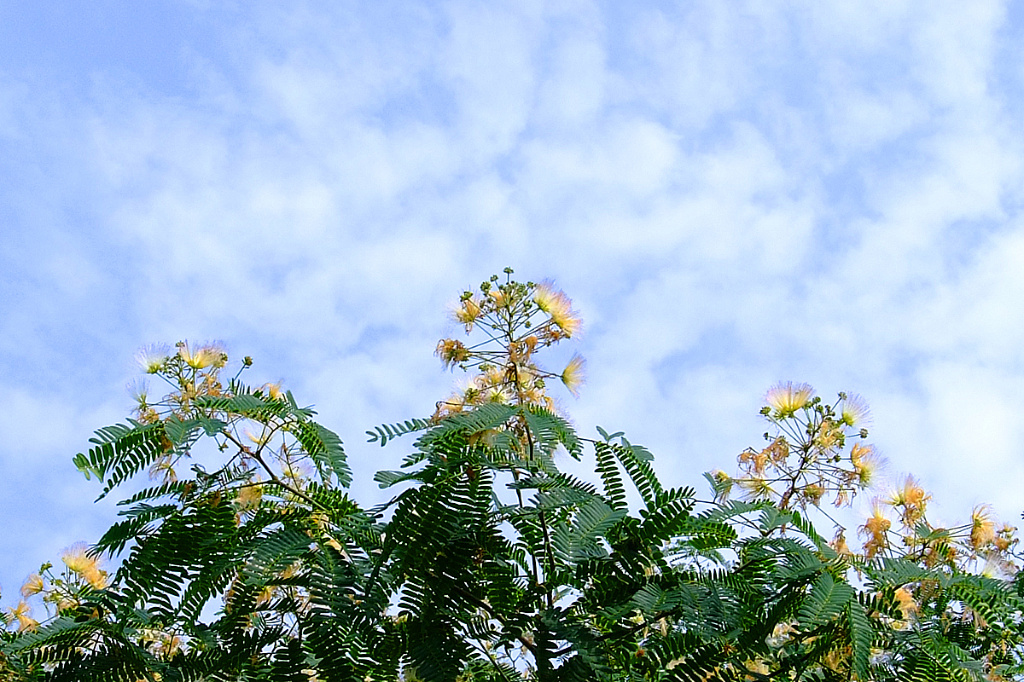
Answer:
[3,1,1024,597]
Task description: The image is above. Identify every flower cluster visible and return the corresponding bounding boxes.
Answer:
[857,476,1017,572]
[433,270,585,420]
[4,544,110,633]
[718,384,877,513]
[715,381,1019,574]
[130,341,229,424]
[125,341,306,496]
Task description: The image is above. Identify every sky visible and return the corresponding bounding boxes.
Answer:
[3,0,1024,599]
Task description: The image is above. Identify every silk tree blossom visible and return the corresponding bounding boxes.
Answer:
[19,573,44,598]
[860,504,892,559]
[839,393,871,427]
[61,542,108,590]
[764,381,815,416]
[560,353,586,398]
[135,344,171,374]
[533,281,582,337]
[177,340,228,370]
[126,378,150,407]
[8,600,37,632]
[452,295,482,332]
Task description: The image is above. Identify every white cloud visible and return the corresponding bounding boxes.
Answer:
[3,0,1024,596]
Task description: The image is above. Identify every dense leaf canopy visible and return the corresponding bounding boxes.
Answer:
[3,274,1023,681]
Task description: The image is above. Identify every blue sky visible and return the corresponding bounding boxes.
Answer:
[3,1,1024,598]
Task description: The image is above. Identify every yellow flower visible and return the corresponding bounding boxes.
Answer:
[860,504,891,558]
[893,587,918,619]
[886,475,930,526]
[255,586,275,606]
[520,385,549,408]
[52,594,79,613]
[8,601,38,632]
[533,282,581,337]
[849,443,878,487]
[839,393,871,426]
[236,484,263,512]
[178,341,227,369]
[283,462,310,487]
[262,382,284,401]
[736,476,775,501]
[849,443,870,467]
[560,353,586,398]
[745,659,770,675]
[488,288,508,307]
[710,470,733,502]
[61,543,108,590]
[246,428,271,448]
[767,622,796,647]
[801,483,825,505]
[993,524,1016,552]
[20,573,44,598]
[483,386,511,404]
[764,382,814,416]
[970,504,997,550]
[433,392,467,420]
[453,296,482,331]
[824,646,851,672]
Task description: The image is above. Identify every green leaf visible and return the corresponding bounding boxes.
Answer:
[846,598,874,679]
[798,572,855,630]
[291,420,351,488]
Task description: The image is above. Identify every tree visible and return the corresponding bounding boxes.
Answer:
[3,271,1023,681]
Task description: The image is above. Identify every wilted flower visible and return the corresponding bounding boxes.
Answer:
[149,455,178,483]
[436,339,471,369]
[801,483,825,505]
[993,524,1017,553]
[831,531,852,556]
[764,382,815,416]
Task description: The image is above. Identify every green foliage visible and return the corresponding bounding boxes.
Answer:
[4,276,1023,682]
